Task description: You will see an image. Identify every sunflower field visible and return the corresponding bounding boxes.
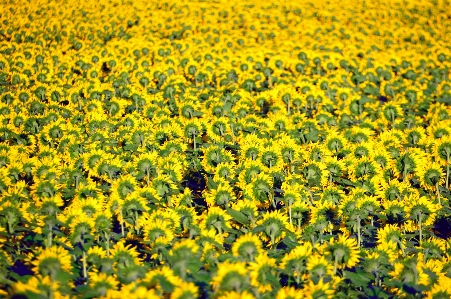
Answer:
[1,0,451,298]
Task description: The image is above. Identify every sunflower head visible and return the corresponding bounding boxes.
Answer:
[30,246,72,279]
[232,233,263,262]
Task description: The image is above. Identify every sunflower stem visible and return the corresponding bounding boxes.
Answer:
[193,134,196,151]
[333,254,339,275]
[269,193,276,209]
[135,210,140,235]
[289,200,292,226]
[49,276,54,299]
[47,223,53,247]
[446,155,449,189]
[357,215,361,248]
[82,250,87,279]
[398,240,405,257]
[436,182,441,205]
[119,209,125,237]
[418,211,422,245]
[105,232,110,257]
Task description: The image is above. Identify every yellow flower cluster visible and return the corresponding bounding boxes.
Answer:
[1,0,451,298]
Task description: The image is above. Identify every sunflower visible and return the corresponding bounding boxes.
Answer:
[395,148,426,182]
[276,286,304,299]
[204,179,236,208]
[132,151,159,186]
[197,228,224,252]
[416,162,445,204]
[280,242,313,284]
[236,160,265,190]
[325,234,360,273]
[420,238,447,261]
[211,261,249,293]
[142,218,175,246]
[216,291,256,299]
[405,194,440,243]
[276,133,301,167]
[291,201,310,232]
[281,182,303,225]
[202,146,234,174]
[325,133,348,156]
[13,275,63,299]
[302,278,335,299]
[306,253,335,280]
[375,179,410,202]
[200,207,232,237]
[323,157,346,183]
[232,233,263,262]
[239,133,263,161]
[146,208,181,231]
[109,241,142,269]
[301,161,329,188]
[434,137,451,188]
[112,174,139,198]
[388,257,430,291]
[89,272,119,297]
[348,157,381,183]
[243,172,275,208]
[259,145,284,171]
[142,266,183,294]
[213,162,237,181]
[87,246,107,263]
[310,202,335,234]
[377,224,405,257]
[172,188,194,208]
[171,282,199,299]
[256,210,291,247]
[158,153,187,182]
[111,283,160,299]
[230,200,259,228]
[425,276,451,299]
[248,253,278,293]
[321,186,345,205]
[207,117,230,142]
[30,246,72,278]
[151,174,179,206]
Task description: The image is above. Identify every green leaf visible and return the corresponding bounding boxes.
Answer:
[343,271,371,287]
[159,277,175,293]
[252,225,266,233]
[436,97,451,105]
[226,208,249,225]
